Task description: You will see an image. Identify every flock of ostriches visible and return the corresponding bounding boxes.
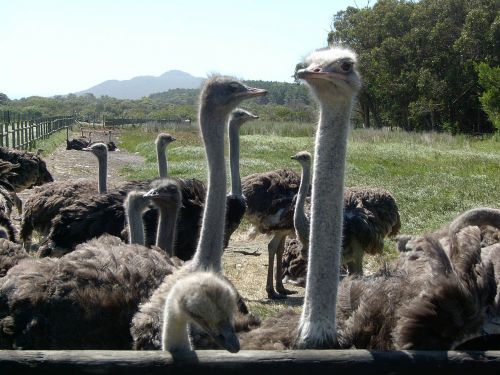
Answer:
[0,47,499,353]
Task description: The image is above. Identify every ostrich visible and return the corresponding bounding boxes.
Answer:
[0,179,183,349]
[224,108,259,248]
[131,76,266,350]
[105,131,118,151]
[66,128,92,150]
[240,207,500,350]
[20,142,109,251]
[0,238,28,278]
[241,165,301,299]
[293,46,362,348]
[240,46,362,347]
[281,151,312,286]
[0,147,53,193]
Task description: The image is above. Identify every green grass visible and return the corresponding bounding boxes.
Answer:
[28,128,69,156]
[119,122,500,237]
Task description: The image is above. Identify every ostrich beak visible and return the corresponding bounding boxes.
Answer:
[213,320,240,353]
[291,155,298,160]
[297,67,348,82]
[143,188,159,197]
[82,147,91,152]
[241,86,267,98]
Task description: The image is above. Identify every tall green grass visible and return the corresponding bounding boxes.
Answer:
[119,123,500,238]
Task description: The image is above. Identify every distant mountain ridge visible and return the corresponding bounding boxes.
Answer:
[76,70,205,99]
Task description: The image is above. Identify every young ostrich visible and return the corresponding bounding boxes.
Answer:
[0,147,53,193]
[131,76,266,351]
[0,180,184,349]
[20,142,108,251]
[224,108,260,248]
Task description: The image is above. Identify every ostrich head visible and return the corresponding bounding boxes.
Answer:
[229,108,259,127]
[200,76,266,117]
[291,151,312,166]
[155,133,177,150]
[143,179,182,211]
[164,272,240,353]
[297,47,361,100]
[82,142,108,158]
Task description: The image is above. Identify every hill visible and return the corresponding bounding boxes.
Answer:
[76,70,204,99]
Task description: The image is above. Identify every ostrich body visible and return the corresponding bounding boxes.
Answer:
[0,147,53,192]
[131,77,266,351]
[282,186,401,284]
[240,207,499,350]
[0,238,28,278]
[66,129,91,150]
[0,161,20,242]
[223,108,259,248]
[0,180,182,349]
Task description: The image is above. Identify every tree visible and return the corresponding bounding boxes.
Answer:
[476,63,500,130]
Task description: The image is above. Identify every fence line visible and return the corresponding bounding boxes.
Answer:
[0,113,75,151]
[0,349,499,375]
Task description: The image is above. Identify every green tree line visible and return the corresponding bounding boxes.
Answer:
[329,0,499,133]
[0,81,317,124]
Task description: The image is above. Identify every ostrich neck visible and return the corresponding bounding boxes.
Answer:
[298,96,353,346]
[228,122,242,196]
[156,205,180,256]
[294,163,311,245]
[157,143,168,178]
[127,198,145,245]
[161,299,191,352]
[98,154,107,193]
[191,110,227,272]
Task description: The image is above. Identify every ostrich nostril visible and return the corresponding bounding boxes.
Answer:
[313,68,321,73]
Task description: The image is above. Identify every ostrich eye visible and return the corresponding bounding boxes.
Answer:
[340,62,352,72]
[229,83,240,91]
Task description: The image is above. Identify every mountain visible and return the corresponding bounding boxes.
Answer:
[76,70,204,99]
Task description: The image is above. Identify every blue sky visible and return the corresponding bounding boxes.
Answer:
[1,0,360,99]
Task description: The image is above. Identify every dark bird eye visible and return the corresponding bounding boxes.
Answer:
[340,62,352,72]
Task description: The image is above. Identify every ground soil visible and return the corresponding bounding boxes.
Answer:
[17,132,305,315]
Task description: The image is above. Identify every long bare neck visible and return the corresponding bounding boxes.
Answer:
[191,109,227,272]
[298,95,353,348]
[126,196,146,245]
[294,162,311,246]
[161,296,192,352]
[156,204,180,256]
[157,142,168,178]
[97,153,107,193]
[228,122,242,196]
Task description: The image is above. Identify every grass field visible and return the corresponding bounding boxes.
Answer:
[119,121,500,237]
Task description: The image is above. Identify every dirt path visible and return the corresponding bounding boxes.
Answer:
[18,132,304,313]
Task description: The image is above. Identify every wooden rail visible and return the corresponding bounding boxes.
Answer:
[0,350,499,375]
[0,114,75,150]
